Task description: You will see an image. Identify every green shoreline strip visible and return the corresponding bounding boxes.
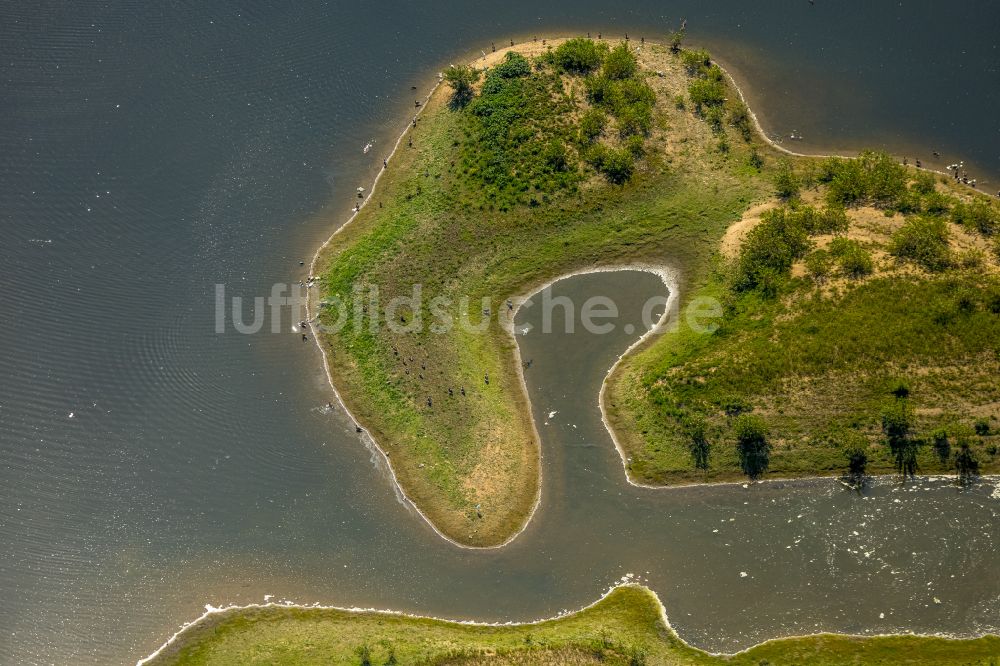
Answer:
[146,585,1000,665]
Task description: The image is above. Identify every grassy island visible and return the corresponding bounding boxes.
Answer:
[311,37,1000,547]
[145,585,1000,665]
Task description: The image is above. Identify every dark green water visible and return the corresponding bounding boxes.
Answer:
[2,2,999,664]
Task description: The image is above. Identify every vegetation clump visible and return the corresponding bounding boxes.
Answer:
[827,237,873,278]
[443,64,481,108]
[889,216,952,272]
[459,52,582,209]
[551,37,608,74]
[821,151,908,208]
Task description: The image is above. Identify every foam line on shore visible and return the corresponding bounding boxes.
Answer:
[135,571,993,666]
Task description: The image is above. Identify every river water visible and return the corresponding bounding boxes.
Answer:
[1,2,999,664]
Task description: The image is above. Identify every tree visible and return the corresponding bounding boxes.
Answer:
[443,64,480,109]
[845,444,868,489]
[602,43,638,80]
[733,414,770,480]
[687,78,725,111]
[954,441,979,486]
[889,216,953,272]
[685,416,711,470]
[668,28,686,53]
[881,399,918,479]
[553,38,607,74]
[774,161,800,199]
[931,428,951,464]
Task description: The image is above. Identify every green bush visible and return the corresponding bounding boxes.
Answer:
[461,64,581,209]
[552,38,607,74]
[705,105,724,134]
[680,48,711,76]
[729,105,753,141]
[687,78,725,110]
[951,198,1000,236]
[889,216,953,272]
[825,151,907,208]
[731,207,812,293]
[828,237,873,278]
[625,134,646,158]
[585,57,655,143]
[578,108,606,144]
[804,249,833,283]
[911,171,936,195]
[596,147,635,184]
[733,414,770,480]
[602,43,637,80]
[922,191,953,215]
[490,51,532,79]
[773,161,800,199]
[443,64,481,109]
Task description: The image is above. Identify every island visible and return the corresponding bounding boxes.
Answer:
[141,36,1000,665]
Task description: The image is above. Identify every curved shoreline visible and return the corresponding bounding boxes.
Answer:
[131,34,1000,666]
[301,35,996,550]
[135,577,996,666]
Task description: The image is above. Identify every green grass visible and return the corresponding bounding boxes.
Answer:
[609,152,1000,484]
[313,39,772,545]
[314,36,1000,542]
[147,585,1000,666]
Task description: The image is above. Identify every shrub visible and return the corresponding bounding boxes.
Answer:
[748,147,763,171]
[680,49,711,76]
[825,151,907,208]
[625,134,645,158]
[951,198,1000,236]
[732,208,813,293]
[911,171,936,195]
[955,442,980,486]
[844,435,869,488]
[460,65,581,208]
[974,418,991,436]
[957,248,984,269]
[685,415,710,470]
[598,147,635,184]
[828,237,873,278]
[552,38,607,74]
[805,249,833,283]
[443,64,481,108]
[881,399,918,478]
[729,105,753,141]
[490,51,532,79]
[922,191,953,215]
[733,414,770,480]
[889,216,952,272]
[668,28,685,53]
[602,43,637,80]
[672,94,686,110]
[688,78,726,110]
[578,108,606,144]
[705,105,724,133]
[587,145,634,184]
[773,161,800,199]
[931,428,951,463]
[585,58,655,145]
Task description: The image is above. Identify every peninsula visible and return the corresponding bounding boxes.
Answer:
[140,36,1000,666]
[308,37,1000,547]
